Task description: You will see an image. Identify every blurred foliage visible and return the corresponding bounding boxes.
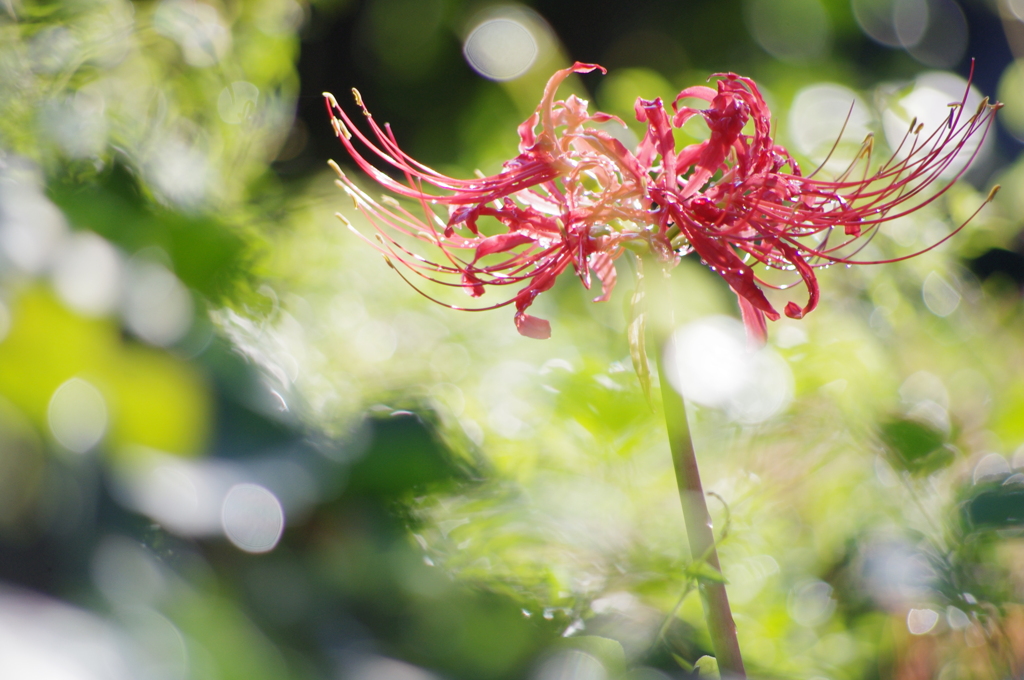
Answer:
[47,163,250,301]
[2,0,1024,679]
[879,417,956,477]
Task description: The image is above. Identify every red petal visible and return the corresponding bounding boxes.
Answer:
[681,89,749,197]
[636,98,677,181]
[473,232,535,261]
[514,311,551,339]
[775,242,820,319]
[517,112,539,152]
[589,252,617,302]
[680,215,779,321]
[535,62,607,143]
[462,271,485,297]
[737,296,768,347]
[672,85,717,106]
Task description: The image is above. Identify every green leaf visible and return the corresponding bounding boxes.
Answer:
[965,486,1024,528]
[878,417,953,475]
[670,652,695,672]
[694,655,720,678]
[345,414,469,496]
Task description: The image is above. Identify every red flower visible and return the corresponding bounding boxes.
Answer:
[325,64,1000,341]
[326,63,652,339]
[635,69,1001,342]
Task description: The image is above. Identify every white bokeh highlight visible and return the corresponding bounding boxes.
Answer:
[218,81,259,125]
[221,483,285,554]
[51,231,122,316]
[463,16,538,81]
[533,650,607,680]
[852,0,903,47]
[0,180,69,274]
[921,271,960,317]
[153,0,231,67]
[145,136,214,208]
[902,0,967,68]
[788,579,836,627]
[947,605,971,630]
[117,451,236,536]
[114,449,310,553]
[894,0,929,48]
[47,377,108,453]
[858,538,935,607]
[788,83,872,166]
[881,71,988,179]
[0,588,135,680]
[39,89,109,159]
[907,607,940,635]
[852,0,967,67]
[122,259,193,346]
[974,452,1011,485]
[663,316,793,424]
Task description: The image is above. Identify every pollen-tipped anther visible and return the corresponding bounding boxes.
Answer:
[327,159,346,179]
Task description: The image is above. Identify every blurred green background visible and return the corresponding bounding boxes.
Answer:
[2,0,1024,678]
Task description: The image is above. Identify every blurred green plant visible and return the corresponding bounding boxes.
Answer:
[3,1,1024,680]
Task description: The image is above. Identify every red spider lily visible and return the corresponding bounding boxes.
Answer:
[325,63,1000,342]
[325,62,651,339]
[636,68,1001,342]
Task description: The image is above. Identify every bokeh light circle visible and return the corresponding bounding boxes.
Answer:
[51,231,121,316]
[880,71,987,179]
[463,17,538,81]
[852,0,966,67]
[217,81,259,125]
[745,0,831,63]
[221,483,285,553]
[663,316,793,424]
[533,650,606,680]
[123,260,193,347]
[997,60,1024,142]
[904,0,967,69]
[787,83,872,165]
[47,377,108,453]
[921,271,960,317]
[893,0,929,48]
[852,0,902,46]
[907,607,939,634]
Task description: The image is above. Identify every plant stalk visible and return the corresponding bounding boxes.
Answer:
[645,260,746,678]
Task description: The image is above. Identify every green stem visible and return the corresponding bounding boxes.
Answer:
[645,260,745,678]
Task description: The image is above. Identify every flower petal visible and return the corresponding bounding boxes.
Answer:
[589,251,617,302]
[737,295,768,346]
[514,311,552,339]
[474,232,535,261]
